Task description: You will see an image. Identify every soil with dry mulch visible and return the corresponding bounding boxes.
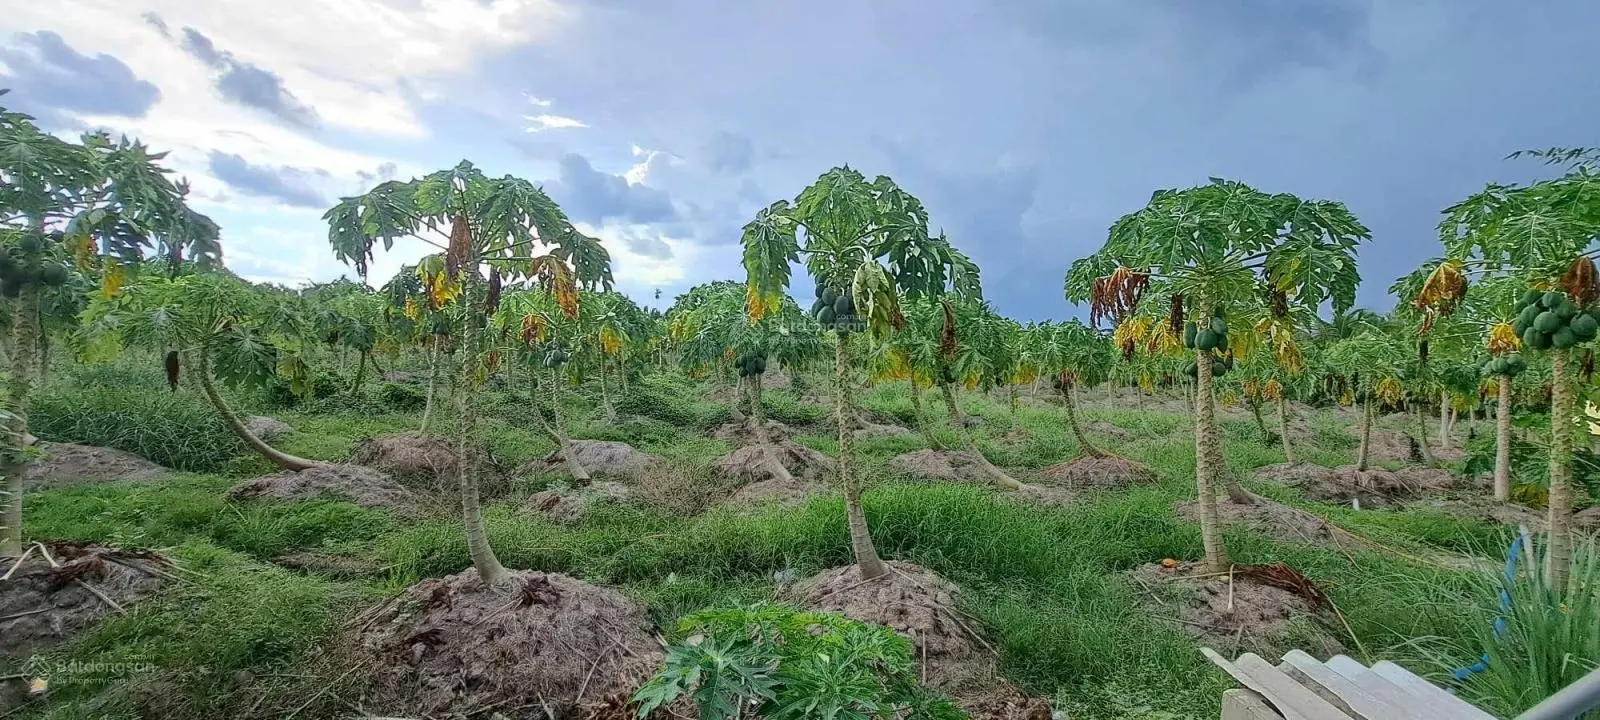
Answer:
[889,450,992,484]
[342,569,664,719]
[1040,455,1155,490]
[22,442,168,490]
[525,481,634,524]
[523,440,658,480]
[227,464,417,511]
[2,543,174,707]
[721,476,828,509]
[1253,463,1459,508]
[1130,561,1345,660]
[1176,495,1371,550]
[244,416,294,442]
[351,432,459,489]
[1402,498,1600,534]
[713,419,833,509]
[788,562,1052,720]
[272,551,377,579]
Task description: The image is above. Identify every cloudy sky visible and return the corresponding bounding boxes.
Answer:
[2,1,1596,319]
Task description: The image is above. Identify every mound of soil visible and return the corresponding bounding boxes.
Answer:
[716,439,834,483]
[1130,561,1344,659]
[1254,463,1458,507]
[712,418,796,443]
[345,569,663,719]
[1580,507,1600,531]
[352,432,459,488]
[525,440,658,479]
[889,450,991,484]
[1354,426,1469,464]
[21,442,169,490]
[788,562,1051,720]
[244,416,294,442]
[227,464,416,511]
[721,476,828,510]
[1176,496,1365,549]
[1040,455,1155,489]
[1,543,171,705]
[525,481,633,524]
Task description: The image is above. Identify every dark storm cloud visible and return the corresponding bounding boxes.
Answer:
[474,0,1600,318]
[174,25,318,129]
[208,152,327,208]
[546,153,677,225]
[0,31,160,125]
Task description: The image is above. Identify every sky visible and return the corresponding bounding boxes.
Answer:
[2,0,1597,320]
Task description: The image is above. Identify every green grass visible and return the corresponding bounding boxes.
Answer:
[14,363,1553,720]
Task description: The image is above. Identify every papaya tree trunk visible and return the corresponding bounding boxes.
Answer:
[727,375,747,423]
[599,361,617,423]
[751,371,766,427]
[909,380,943,450]
[1193,338,1230,572]
[1438,394,1451,450]
[0,284,39,557]
[939,383,1023,491]
[455,289,510,588]
[1060,375,1104,458]
[545,367,591,483]
[1008,385,1018,422]
[836,332,886,579]
[1415,400,1435,465]
[1277,394,1295,465]
[195,350,320,472]
[1547,348,1575,593]
[1249,398,1273,444]
[421,335,442,434]
[35,328,47,383]
[1356,397,1375,471]
[350,349,369,395]
[1494,374,1512,502]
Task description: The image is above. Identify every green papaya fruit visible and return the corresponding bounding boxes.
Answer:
[1519,305,1540,327]
[1557,299,1580,320]
[818,306,836,325]
[1211,359,1227,376]
[815,284,826,299]
[1183,322,1197,349]
[1522,290,1543,307]
[1509,355,1527,372]
[834,294,854,315]
[822,288,840,304]
[1535,311,1562,333]
[1572,313,1599,341]
[811,298,827,316]
[1514,318,1530,336]
[1553,327,1578,349]
[1216,332,1229,353]
[1533,331,1554,350]
[753,356,767,374]
[1184,362,1198,378]
[1481,361,1493,376]
[40,264,67,287]
[1210,317,1227,336]
[1543,291,1565,309]
[0,280,16,299]
[1195,330,1217,351]
[1523,327,1540,349]
[17,235,41,255]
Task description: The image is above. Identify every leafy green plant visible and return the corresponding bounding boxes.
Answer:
[634,603,965,720]
[377,381,427,411]
[29,384,242,472]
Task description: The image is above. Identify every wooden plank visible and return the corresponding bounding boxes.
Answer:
[1223,688,1284,720]
[1202,648,1352,720]
[1370,661,1497,720]
[1279,650,1411,720]
[1324,655,1438,718]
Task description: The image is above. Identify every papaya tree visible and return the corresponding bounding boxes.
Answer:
[742,167,978,581]
[492,287,593,480]
[1,98,219,556]
[1067,180,1369,572]
[326,161,612,588]
[82,273,321,470]
[1420,147,1600,590]
[1022,319,1114,457]
[670,280,821,431]
[580,291,655,422]
[380,258,459,433]
[1324,329,1406,471]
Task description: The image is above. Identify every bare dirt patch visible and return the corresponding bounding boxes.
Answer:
[1253,463,1459,507]
[272,551,375,579]
[22,442,168,490]
[888,450,991,484]
[525,481,634,524]
[1130,561,1344,660]
[721,476,828,510]
[343,569,663,719]
[244,416,294,442]
[1040,455,1155,490]
[352,432,458,489]
[524,440,658,479]
[1,543,172,706]
[227,464,417,511]
[788,562,1052,720]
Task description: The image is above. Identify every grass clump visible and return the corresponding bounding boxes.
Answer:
[30,384,243,473]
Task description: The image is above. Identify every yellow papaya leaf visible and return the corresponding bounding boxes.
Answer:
[404,296,421,321]
[599,326,623,355]
[102,263,124,299]
[1487,322,1521,355]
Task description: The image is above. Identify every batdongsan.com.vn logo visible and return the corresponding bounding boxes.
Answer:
[20,655,156,694]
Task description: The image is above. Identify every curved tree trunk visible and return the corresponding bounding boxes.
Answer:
[1249,398,1273,444]
[1494,374,1513,503]
[196,350,320,472]
[544,367,591,483]
[0,284,39,557]
[1414,401,1435,465]
[1193,335,1231,573]
[1060,376,1104,458]
[1277,394,1295,465]
[727,375,747,423]
[940,383,1023,491]
[836,332,886,579]
[455,297,510,588]
[350,349,370,395]
[1357,397,1375,471]
[421,335,443,434]
[1547,348,1575,593]
[909,380,943,451]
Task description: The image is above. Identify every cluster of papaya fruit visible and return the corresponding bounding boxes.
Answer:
[1480,353,1527,378]
[1513,289,1599,350]
[0,235,69,298]
[542,348,570,367]
[811,285,864,333]
[735,351,767,377]
[1182,308,1230,353]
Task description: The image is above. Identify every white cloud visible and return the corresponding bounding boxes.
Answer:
[526,95,554,108]
[525,113,589,132]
